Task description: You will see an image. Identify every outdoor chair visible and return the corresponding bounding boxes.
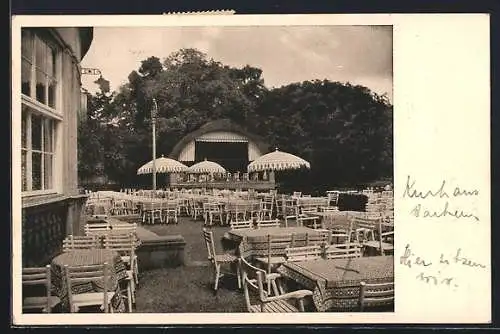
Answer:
[162,200,179,224]
[255,234,292,275]
[284,245,323,262]
[324,243,362,259]
[282,197,298,227]
[189,198,204,220]
[259,195,274,220]
[110,222,137,236]
[225,202,249,225]
[84,222,112,237]
[64,262,115,313]
[230,220,254,230]
[203,202,224,226]
[22,265,61,313]
[296,214,321,229]
[202,228,241,293]
[240,257,313,313]
[327,191,340,207]
[141,202,162,224]
[62,235,100,252]
[255,219,281,229]
[104,233,137,312]
[111,200,127,216]
[358,281,395,312]
[362,220,394,256]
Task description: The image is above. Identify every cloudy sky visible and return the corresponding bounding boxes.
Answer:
[81,25,393,102]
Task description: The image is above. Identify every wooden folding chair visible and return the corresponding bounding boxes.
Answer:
[162,200,179,224]
[284,245,323,262]
[64,262,115,313]
[359,281,395,312]
[240,257,312,312]
[103,233,137,312]
[255,234,292,275]
[255,219,281,229]
[362,220,394,256]
[230,220,254,230]
[84,222,111,237]
[62,235,100,252]
[22,265,61,313]
[324,243,362,259]
[202,228,240,292]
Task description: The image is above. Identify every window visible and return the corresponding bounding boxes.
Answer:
[21,29,61,195]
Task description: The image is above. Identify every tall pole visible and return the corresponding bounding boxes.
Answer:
[152,98,158,193]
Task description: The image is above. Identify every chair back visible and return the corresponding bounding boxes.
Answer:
[359,281,395,311]
[202,228,217,262]
[22,265,53,313]
[63,235,100,252]
[239,257,269,312]
[285,245,323,262]
[104,233,136,257]
[296,214,320,229]
[84,222,111,237]
[64,262,111,313]
[230,220,253,230]
[256,219,280,229]
[110,222,137,236]
[324,244,362,259]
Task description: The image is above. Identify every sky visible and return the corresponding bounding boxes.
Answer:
[81,25,393,102]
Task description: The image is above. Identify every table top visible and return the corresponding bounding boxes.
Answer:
[52,249,120,268]
[278,256,394,288]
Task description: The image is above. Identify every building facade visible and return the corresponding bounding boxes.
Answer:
[20,27,93,266]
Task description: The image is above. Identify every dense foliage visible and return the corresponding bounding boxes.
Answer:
[78,48,393,192]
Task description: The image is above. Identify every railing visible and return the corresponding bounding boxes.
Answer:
[172,180,276,191]
[21,195,88,266]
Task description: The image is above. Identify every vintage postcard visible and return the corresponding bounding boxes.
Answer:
[11,13,490,325]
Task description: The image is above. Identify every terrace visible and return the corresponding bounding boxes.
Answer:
[22,187,394,313]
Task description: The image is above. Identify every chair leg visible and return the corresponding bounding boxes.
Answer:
[214,264,221,292]
[236,262,241,289]
[127,281,133,312]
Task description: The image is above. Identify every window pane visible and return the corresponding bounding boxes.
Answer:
[48,77,57,108]
[35,69,46,104]
[21,150,27,191]
[21,112,27,149]
[22,59,32,96]
[44,154,53,189]
[21,30,32,60]
[47,47,56,77]
[43,119,53,152]
[32,152,42,191]
[35,37,48,73]
[31,114,42,151]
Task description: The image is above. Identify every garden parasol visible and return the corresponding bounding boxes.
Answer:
[247,148,311,173]
[188,159,226,174]
[137,155,189,175]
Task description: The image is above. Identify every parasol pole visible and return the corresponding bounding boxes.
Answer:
[152,98,158,193]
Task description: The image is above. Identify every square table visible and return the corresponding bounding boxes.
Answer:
[51,249,128,313]
[277,256,394,311]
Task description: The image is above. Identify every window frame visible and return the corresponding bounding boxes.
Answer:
[21,29,63,197]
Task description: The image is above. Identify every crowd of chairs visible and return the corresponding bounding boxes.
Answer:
[202,208,394,313]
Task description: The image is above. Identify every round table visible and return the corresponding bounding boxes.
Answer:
[51,249,128,312]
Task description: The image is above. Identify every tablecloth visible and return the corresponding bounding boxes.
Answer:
[277,256,394,311]
[51,249,128,313]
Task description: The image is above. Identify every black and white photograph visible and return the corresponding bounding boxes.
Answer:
[17,23,394,315]
[12,13,490,325]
